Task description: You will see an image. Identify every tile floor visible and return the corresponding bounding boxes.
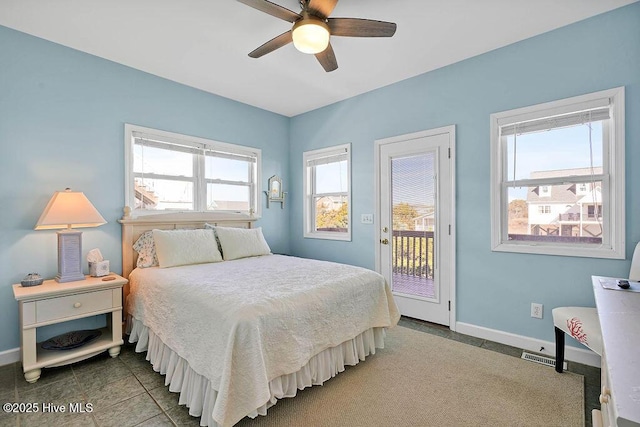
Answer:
[0,317,599,426]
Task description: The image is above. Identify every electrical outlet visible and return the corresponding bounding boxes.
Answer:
[531,303,543,319]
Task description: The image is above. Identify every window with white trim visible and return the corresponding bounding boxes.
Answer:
[538,205,551,214]
[303,144,351,241]
[124,124,261,217]
[577,183,588,194]
[490,87,625,259]
[539,186,550,197]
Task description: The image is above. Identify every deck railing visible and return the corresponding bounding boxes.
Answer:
[558,213,581,221]
[392,230,434,279]
[508,234,602,244]
[558,213,603,221]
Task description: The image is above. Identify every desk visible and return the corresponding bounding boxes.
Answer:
[592,276,640,427]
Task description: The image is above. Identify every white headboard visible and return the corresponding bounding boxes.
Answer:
[118,207,255,296]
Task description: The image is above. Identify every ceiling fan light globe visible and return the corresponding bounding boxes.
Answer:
[292,19,330,54]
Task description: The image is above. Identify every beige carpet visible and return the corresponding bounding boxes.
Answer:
[236,326,584,427]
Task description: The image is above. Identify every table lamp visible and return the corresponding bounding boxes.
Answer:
[35,188,107,283]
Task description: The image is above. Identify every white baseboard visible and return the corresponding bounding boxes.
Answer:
[456,321,600,368]
[0,347,20,367]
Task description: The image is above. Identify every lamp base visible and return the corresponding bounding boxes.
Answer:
[56,230,86,283]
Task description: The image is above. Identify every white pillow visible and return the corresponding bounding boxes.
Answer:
[152,229,223,268]
[213,227,271,261]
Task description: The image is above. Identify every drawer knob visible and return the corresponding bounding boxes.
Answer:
[73,302,82,308]
[599,394,609,404]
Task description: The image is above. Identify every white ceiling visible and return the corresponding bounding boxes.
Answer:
[1,0,636,117]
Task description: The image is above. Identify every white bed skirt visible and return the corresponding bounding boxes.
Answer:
[126,316,387,426]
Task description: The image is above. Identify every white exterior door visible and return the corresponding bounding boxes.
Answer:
[376,126,455,326]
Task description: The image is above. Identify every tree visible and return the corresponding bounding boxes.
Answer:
[393,202,419,231]
[316,199,348,231]
[509,199,528,218]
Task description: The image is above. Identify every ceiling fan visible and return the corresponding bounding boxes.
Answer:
[237,0,397,72]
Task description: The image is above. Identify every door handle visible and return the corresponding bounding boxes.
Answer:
[380,238,389,245]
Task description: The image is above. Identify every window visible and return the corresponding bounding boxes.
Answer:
[124,124,261,217]
[303,144,351,240]
[490,87,625,259]
[538,205,551,214]
[577,183,588,194]
[539,186,550,197]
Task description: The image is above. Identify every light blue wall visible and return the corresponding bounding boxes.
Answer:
[289,3,640,344]
[1,3,638,355]
[0,26,290,351]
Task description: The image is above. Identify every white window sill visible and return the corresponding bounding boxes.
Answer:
[492,241,624,259]
[304,231,352,242]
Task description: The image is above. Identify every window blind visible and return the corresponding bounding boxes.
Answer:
[134,138,201,155]
[500,106,610,136]
[306,149,348,167]
[204,149,257,163]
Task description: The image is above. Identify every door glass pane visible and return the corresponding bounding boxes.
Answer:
[391,153,436,299]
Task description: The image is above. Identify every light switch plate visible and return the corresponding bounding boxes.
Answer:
[361,214,374,224]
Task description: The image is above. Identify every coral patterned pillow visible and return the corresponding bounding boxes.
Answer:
[133,231,159,268]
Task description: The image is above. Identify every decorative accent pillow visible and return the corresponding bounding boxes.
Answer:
[153,229,223,268]
[133,231,159,268]
[213,226,271,261]
[204,223,225,258]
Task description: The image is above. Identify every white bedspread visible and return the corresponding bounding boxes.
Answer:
[127,254,399,426]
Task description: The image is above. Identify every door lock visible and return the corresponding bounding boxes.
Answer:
[380,238,389,245]
[382,227,388,233]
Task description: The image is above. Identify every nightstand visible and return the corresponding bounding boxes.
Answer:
[12,274,127,383]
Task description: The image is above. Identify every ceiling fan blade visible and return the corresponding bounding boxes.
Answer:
[306,0,338,19]
[249,31,293,58]
[237,0,301,23]
[328,18,397,37]
[315,43,338,72]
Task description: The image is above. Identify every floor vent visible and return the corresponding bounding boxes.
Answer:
[521,351,567,370]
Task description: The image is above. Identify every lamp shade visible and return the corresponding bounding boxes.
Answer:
[35,188,106,230]
[292,18,330,54]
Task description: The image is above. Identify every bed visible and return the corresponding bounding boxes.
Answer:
[119,209,399,427]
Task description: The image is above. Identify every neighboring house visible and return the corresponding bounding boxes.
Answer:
[526,167,603,238]
[134,182,159,209]
[413,211,435,232]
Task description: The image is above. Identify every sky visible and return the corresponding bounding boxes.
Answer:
[506,121,603,200]
[315,160,348,194]
[134,145,253,206]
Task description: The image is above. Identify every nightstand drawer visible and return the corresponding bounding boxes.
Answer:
[36,289,113,323]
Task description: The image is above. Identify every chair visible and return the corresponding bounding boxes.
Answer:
[552,242,640,373]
